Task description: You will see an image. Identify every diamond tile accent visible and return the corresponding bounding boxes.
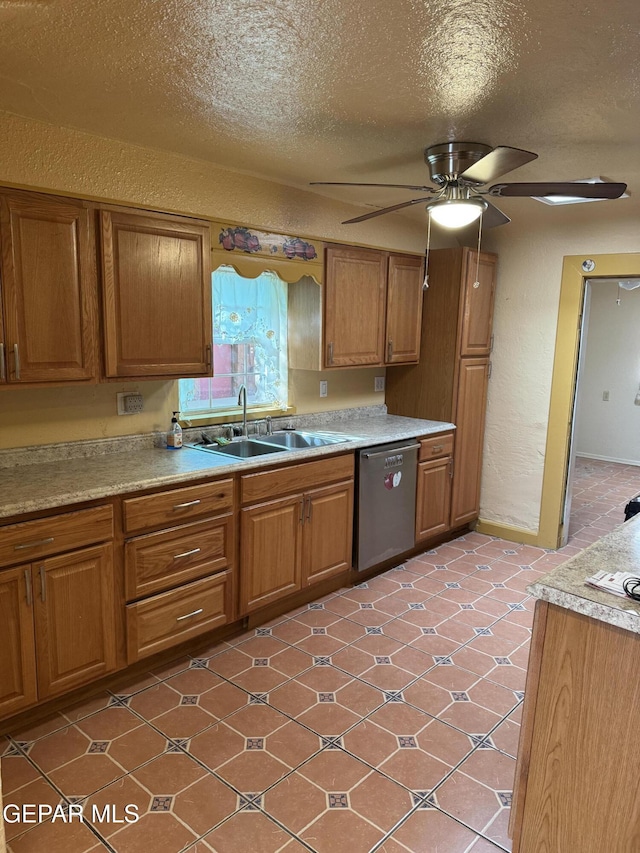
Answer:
[108,695,131,707]
[400,583,414,589]
[479,737,495,749]
[503,550,518,555]
[2,743,22,757]
[384,691,404,702]
[87,741,109,753]
[238,793,263,810]
[356,582,369,589]
[312,627,327,635]
[468,735,484,747]
[434,657,453,665]
[249,693,269,704]
[514,691,525,701]
[321,736,343,749]
[314,656,331,666]
[166,738,189,752]
[328,793,349,808]
[492,583,507,589]
[494,657,512,665]
[360,603,374,610]
[409,603,425,610]
[509,603,526,611]
[435,564,447,570]
[181,695,198,705]
[375,656,391,664]
[413,792,438,809]
[253,658,269,667]
[519,565,533,570]
[151,796,173,812]
[451,692,469,702]
[246,738,264,750]
[308,603,324,610]
[255,628,272,636]
[318,692,335,703]
[477,565,491,571]
[366,627,382,635]
[497,791,513,807]
[190,658,209,669]
[460,603,475,610]
[398,736,417,748]
[446,583,461,589]
[474,627,492,635]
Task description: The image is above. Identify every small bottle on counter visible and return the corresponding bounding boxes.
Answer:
[166,411,183,449]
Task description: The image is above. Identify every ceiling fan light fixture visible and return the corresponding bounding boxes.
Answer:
[427,197,488,228]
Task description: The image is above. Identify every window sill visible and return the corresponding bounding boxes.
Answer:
[180,405,296,428]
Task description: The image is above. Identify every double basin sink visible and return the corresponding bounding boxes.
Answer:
[185,430,354,459]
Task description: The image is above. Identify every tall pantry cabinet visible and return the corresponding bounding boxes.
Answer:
[386,248,496,530]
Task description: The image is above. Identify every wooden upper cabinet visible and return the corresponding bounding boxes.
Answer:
[324,245,387,367]
[459,250,496,356]
[0,191,98,384]
[100,208,212,378]
[385,253,424,364]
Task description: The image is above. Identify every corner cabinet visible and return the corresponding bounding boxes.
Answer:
[289,245,424,370]
[239,455,354,614]
[386,248,496,530]
[100,208,212,379]
[0,190,98,385]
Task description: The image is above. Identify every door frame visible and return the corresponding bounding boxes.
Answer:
[537,252,640,548]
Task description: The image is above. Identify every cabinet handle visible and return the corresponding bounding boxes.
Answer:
[39,566,46,602]
[0,343,5,381]
[327,342,334,365]
[172,499,201,510]
[13,343,20,380]
[24,570,32,607]
[14,536,55,551]
[431,445,443,454]
[176,608,203,622]
[299,499,305,524]
[490,333,494,352]
[173,547,201,560]
[387,340,393,361]
[205,344,212,371]
[306,496,313,522]
[449,458,454,479]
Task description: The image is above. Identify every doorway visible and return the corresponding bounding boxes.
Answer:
[537,252,640,549]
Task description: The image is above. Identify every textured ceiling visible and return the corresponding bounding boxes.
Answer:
[1,0,638,223]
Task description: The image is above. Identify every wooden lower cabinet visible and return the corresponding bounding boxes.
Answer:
[0,566,38,718]
[416,457,452,542]
[240,473,354,615]
[34,544,117,699]
[0,543,118,714]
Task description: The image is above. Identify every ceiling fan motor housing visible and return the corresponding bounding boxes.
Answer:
[425,141,493,185]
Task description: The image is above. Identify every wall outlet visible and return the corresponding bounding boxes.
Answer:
[319,380,328,398]
[602,390,609,401]
[117,392,144,415]
[374,376,385,393]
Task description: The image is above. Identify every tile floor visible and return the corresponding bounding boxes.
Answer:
[2,457,638,853]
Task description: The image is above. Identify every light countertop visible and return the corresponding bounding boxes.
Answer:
[529,513,640,634]
[0,414,454,520]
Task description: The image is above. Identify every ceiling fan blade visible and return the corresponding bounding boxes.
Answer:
[311,181,435,192]
[488,181,627,198]
[481,201,511,229]
[459,146,538,185]
[342,196,435,224]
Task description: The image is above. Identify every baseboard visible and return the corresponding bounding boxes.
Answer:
[475,518,540,546]
[576,452,640,467]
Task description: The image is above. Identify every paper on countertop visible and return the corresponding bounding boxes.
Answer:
[585,570,640,598]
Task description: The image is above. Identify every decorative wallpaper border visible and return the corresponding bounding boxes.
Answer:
[218,226,319,262]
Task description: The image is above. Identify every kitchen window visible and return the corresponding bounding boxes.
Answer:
[179,265,288,416]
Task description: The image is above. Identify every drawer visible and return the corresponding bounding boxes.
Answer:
[241,453,354,505]
[419,432,454,462]
[125,515,233,601]
[0,505,114,569]
[123,479,234,534]
[126,572,230,663]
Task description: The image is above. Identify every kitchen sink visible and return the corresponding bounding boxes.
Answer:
[185,440,285,458]
[258,430,351,449]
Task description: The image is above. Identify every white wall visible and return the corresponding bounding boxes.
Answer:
[480,202,640,533]
[574,281,640,464]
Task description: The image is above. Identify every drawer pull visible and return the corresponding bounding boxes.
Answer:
[173,548,201,560]
[431,445,443,454]
[24,569,32,606]
[306,496,312,522]
[176,608,203,622]
[14,536,55,551]
[172,499,201,510]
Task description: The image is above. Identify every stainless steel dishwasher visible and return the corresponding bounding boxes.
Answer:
[355,439,419,571]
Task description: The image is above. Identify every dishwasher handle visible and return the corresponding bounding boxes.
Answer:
[361,443,420,460]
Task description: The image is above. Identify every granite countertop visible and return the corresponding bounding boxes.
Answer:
[529,513,640,634]
[0,413,454,520]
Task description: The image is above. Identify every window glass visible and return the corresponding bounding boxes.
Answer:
[179,266,288,415]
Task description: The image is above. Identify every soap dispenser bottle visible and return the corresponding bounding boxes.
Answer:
[167,411,183,449]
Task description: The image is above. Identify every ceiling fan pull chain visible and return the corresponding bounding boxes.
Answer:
[473,212,483,286]
[423,215,431,290]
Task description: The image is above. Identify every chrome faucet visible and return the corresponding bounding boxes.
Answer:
[237,384,248,438]
[265,416,273,436]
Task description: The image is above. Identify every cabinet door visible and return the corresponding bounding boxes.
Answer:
[302,481,354,586]
[101,209,212,378]
[0,566,37,718]
[459,250,496,357]
[240,494,303,613]
[385,254,424,364]
[0,191,98,383]
[416,458,452,542]
[450,358,490,527]
[33,544,117,699]
[324,246,386,366]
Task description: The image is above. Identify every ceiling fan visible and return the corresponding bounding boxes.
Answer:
[311,142,628,229]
